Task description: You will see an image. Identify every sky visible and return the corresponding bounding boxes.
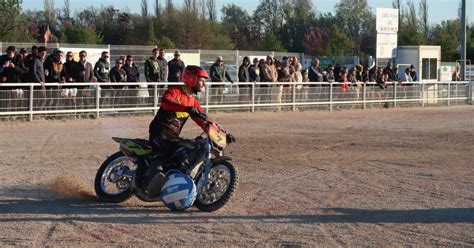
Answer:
[21,0,471,25]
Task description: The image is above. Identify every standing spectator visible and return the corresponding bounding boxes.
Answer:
[339,67,350,93]
[144,48,161,104]
[334,63,342,82]
[0,46,19,83]
[29,46,47,109]
[383,62,393,81]
[308,58,323,82]
[157,49,168,84]
[44,50,66,110]
[249,58,260,98]
[325,64,335,83]
[94,51,111,107]
[301,69,310,102]
[77,50,95,109]
[409,64,418,81]
[368,66,377,82]
[63,51,80,109]
[167,50,185,82]
[293,63,304,102]
[452,66,461,81]
[277,57,291,111]
[392,66,401,84]
[110,58,127,107]
[209,56,233,104]
[260,55,277,104]
[376,67,386,100]
[0,46,19,110]
[238,56,250,103]
[403,68,413,82]
[348,67,362,99]
[16,48,30,83]
[123,55,140,106]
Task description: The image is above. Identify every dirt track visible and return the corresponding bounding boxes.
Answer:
[0,106,473,246]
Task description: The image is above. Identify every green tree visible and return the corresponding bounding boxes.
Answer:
[262,32,286,52]
[398,0,425,45]
[278,0,316,52]
[431,20,461,61]
[221,4,252,50]
[253,0,285,35]
[60,23,103,44]
[0,0,23,41]
[146,20,159,45]
[334,0,375,56]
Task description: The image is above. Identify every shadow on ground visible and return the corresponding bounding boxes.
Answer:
[1,187,472,225]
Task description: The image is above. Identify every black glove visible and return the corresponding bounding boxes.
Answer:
[226,132,236,144]
[186,107,200,117]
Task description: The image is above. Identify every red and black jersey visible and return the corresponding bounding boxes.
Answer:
[149,86,207,140]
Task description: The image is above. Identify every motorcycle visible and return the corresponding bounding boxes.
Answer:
[94,112,238,212]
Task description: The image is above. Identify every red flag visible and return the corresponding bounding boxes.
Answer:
[43,25,52,45]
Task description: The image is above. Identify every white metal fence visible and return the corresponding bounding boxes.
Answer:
[0,81,471,121]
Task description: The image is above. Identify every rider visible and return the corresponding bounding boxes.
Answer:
[148,65,234,165]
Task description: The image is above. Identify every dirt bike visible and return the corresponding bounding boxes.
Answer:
[94,112,238,212]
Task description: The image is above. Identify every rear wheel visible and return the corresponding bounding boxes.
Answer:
[194,159,238,212]
[94,151,136,203]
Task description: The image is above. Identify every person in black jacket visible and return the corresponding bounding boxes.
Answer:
[238,56,250,103]
[167,50,185,82]
[110,58,127,107]
[123,55,140,107]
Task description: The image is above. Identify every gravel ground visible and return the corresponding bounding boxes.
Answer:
[0,106,473,247]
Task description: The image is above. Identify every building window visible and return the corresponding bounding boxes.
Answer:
[422,58,438,80]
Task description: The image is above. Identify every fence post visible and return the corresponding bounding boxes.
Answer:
[363,83,367,110]
[251,82,255,113]
[153,84,158,115]
[95,83,100,118]
[329,83,333,111]
[421,82,425,107]
[29,84,34,122]
[447,82,451,106]
[393,82,397,108]
[292,82,296,112]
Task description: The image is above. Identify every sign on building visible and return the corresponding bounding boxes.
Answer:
[376,8,399,59]
[376,33,398,59]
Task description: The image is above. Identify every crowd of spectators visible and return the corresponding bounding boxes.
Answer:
[1,45,425,112]
[0,46,187,111]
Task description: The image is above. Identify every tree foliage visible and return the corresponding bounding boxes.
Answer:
[0,0,23,42]
[2,0,472,62]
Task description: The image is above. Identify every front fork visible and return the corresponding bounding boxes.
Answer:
[198,139,213,194]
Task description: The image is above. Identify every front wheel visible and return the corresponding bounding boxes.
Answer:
[194,159,238,212]
[94,151,136,203]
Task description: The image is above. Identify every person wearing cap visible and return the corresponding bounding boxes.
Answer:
[0,46,19,110]
[209,56,234,104]
[0,46,19,83]
[16,48,30,83]
[168,50,185,82]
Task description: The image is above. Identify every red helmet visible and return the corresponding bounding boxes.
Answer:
[182,65,209,88]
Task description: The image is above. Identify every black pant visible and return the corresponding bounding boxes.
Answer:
[149,128,184,162]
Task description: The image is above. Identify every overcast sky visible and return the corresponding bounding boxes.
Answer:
[22,0,470,25]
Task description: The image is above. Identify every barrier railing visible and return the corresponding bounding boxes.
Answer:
[0,81,471,121]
